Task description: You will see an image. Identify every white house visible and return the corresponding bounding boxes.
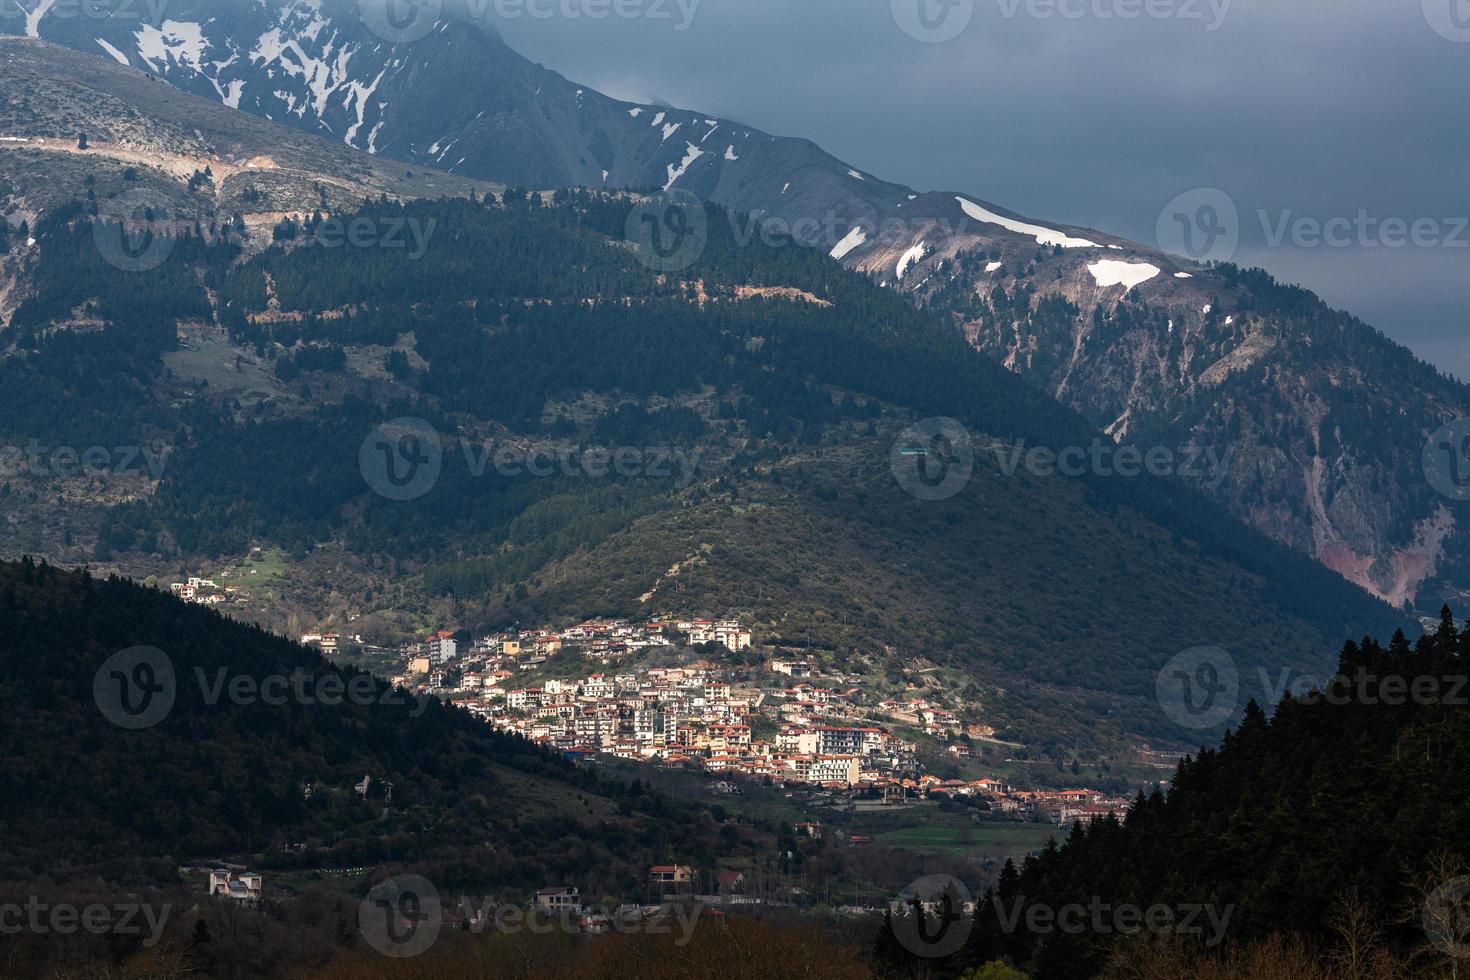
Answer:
[208,869,262,903]
[534,886,582,914]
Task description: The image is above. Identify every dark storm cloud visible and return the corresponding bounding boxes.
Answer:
[483,0,1470,378]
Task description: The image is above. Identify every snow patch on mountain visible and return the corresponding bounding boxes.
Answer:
[95,37,130,65]
[664,142,703,189]
[221,79,246,109]
[896,241,929,280]
[831,226,867,260]
[955,197,1100,249]
[136,21,208,73]
[343,69,387,146]
[23,0,56,38]
[1087,260,1160,291]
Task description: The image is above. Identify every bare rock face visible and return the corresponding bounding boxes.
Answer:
[885,223,1470,611]
[0,34,495,222]
[15,0,1470,611]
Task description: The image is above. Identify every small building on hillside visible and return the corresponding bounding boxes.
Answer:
[208,869,262,903]
[534,886,582,915]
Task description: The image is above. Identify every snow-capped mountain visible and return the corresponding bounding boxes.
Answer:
[5,0,1104,260]
[12,0,908,226]
[12,0,1470,612]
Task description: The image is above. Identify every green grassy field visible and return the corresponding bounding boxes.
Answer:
[873,821,1057,859]
[164,332,285,403]
[213,548,291,601]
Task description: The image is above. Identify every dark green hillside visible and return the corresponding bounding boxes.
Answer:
[486,436,1360,754]
[896,610,1470,979]
[0,191,1409,754]
[0,558,754,891]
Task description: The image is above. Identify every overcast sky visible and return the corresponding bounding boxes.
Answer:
[486,0,1470,379]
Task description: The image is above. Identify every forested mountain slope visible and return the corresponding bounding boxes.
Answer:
[0,189,1409,755]
[17,3,1465,610]
[0,558,741,889]
[884,610,1470,978]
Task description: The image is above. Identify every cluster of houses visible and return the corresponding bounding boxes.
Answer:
[358,618,751,686]
[294,615,1130,822]
[509,884,744,934]
[897,781,1133,824]
[1018,788,1133,824]
[482,665,919,789]
[355,618,922,788]
[168,576,245,606]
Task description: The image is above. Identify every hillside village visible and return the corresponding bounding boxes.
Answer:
[300,617,1133,825]
[168,576,248,606]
